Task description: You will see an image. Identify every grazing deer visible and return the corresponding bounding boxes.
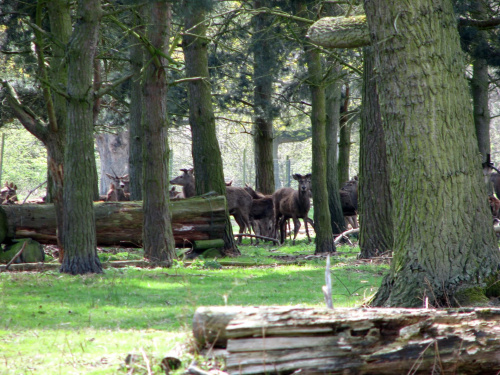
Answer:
[170,169,253,243]
[105,173,130,201]
[0,182,18,204]
[272,173,313,245]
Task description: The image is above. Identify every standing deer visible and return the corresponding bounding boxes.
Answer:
[340,176,358,229]
[105,173,130,201]
[272,173,313,245]
[244,184,274,240]
[170,169,253,243]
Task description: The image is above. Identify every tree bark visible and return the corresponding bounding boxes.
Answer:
[363,0,499,306]
[142,1,176,264]
[3,197,227,248]
[358,47,393,258]
[307,15,370,48]
[470,0,492,167]
[325,65,346,235]
[60,0,102,274]
[252,0,276,196]
[182,4,239,256]
[294,1,335,254]
[128,10,144,201]
[337,84,351,186]
[193,306,500,375]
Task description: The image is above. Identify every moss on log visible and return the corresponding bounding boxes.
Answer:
[307,15,370,48]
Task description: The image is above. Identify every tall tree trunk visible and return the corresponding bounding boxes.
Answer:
[364,0,499,307]
[45,0,71,259]
[295,1,335,254]
[60,0,102,274]
[141,1,175,264]
[325,65,346,235]
[252,0,276,195]
[128,11,144,201]
[182,4,239,255]
[470,0,491,166]
[358,47,393,258]
[337,84,351,186]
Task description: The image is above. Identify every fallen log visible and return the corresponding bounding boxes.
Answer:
[2,196,226,248]
[193,306,500,375]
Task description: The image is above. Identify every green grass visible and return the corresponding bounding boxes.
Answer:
[0,243,388,374]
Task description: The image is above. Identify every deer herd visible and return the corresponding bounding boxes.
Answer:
[169,168,359,245]
[6,159,500,245]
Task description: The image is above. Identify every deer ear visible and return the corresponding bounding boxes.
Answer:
[106,173,113,179]
[292,174,300,180]
[306,173,312,179]
[122,174,129,179]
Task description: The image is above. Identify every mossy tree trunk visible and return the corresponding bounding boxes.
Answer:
[3,0,71,261]
[60,0,102,274]
[294,1,335,254]
[141,1,176,264]
[181,3,239,255]
[364,0,499,307]
[337,84,351,186]
[325,64,346,235]
[252,0,276,195]
[358,47,393,258]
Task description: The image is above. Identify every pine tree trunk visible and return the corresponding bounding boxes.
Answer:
[364,0,499,307]
[142,2,176,264]
[182,5,239,256]
[128,11,144,201]
[44,1,72,259]
[252,0,276,196]
[325,67,346,235]
[337,85,350,185]
[60,0,102,274]
[470,1,491,165]
[294,1,335,254]
[358,47,393,258]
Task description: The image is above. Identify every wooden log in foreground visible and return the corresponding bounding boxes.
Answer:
[193,306,500,375]
[3,196,226,248]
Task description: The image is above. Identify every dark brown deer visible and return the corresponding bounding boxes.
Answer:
[169,168,195,198]
[272,173,313,245]
[170,169,253,243]
[105,173,130,201]
[244,184,275,240]
[0,182,18,204]
[340,176,358,229]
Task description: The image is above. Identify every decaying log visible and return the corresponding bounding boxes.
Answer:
[307,15,370,48]
[193,306,500,374]
[2,196,226,248]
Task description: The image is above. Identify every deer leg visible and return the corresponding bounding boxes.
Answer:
[303,217,311,243]
[292,217,301,245]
